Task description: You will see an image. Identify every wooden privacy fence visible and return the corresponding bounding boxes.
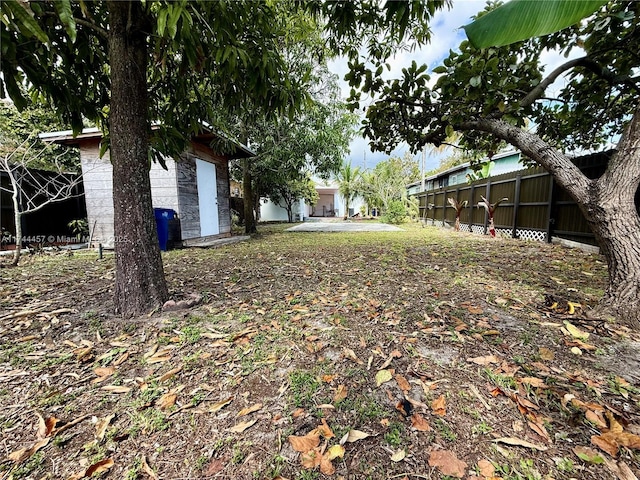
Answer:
[412,153,632,247]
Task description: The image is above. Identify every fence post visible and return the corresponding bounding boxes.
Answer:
[546,176,556,243]
[468,183,475,231]
[511,174,521,238]
[431,192,436,224]
[483,180,491,235]
[442,188,447,227]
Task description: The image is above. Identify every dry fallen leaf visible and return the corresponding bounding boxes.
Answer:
[95,413,115,440]
[100,385,131,394]
[333,384,348,403]
[394,374,411,392]
[375,369,393,387]
[339,429,371,444]
[8,438,50,463]
[410,413,432,432]
[288,433,321,452]
[431,395,446,416]
[156,392,177,410]
[493,437,548,451]
[36,414,58,439]
[300,447,323,469]
[428,449,467,478]
[477,459,495,478]
[467,355,501,365]
[208,396,233,413]
[312,418,335,439]
[228,419,257,433]
[85,458,114,477]
[390,449,406,462]
[519,377,547,388]
[237,403,262,417]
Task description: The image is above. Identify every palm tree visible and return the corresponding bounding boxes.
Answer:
[335,161,361,219]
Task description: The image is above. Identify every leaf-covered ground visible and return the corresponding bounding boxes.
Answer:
[1,224,639,480]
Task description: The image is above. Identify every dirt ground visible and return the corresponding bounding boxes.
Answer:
[1,223,639,480]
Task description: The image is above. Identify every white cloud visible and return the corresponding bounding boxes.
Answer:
[330,1,486,170]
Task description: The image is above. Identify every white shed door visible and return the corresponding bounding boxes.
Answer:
[196,159,219,236]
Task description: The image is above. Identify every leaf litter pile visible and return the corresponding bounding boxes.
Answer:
[1,224,640,480]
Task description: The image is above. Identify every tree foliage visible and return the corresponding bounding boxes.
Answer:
[360,153,420,213]
[351,0,640,325]
[335,161,361,218]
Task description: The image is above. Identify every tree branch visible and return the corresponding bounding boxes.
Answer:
[458,118,592,205]
[519,56,640,109]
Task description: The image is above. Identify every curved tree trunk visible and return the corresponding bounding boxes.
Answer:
[108,1,168,317]
[463,106,640,327]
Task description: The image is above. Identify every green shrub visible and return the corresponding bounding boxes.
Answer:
[381,200,407,224]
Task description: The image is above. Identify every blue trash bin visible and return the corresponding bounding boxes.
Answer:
[154,208,175,251]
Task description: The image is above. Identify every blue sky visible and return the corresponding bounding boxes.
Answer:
[328,1,488,173]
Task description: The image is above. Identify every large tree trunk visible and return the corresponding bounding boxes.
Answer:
[243,158,256,233]
[586,105,640,327]
[464,108,640,327]
[108,1,168,317]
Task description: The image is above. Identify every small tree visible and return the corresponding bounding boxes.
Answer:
[267,175,319,223]
[477,196,508,238]
[0,137,83,266]
[447,198,468,231]
[335,161,361,219]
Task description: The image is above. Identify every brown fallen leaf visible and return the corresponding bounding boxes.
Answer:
[229,419,257,433]
[312,418,335,439]
[319,453,336,475]
[339,429,371,444]
[300,447,323,469]
[157,366,182,382]
[467,355,501,365]
[428,449,467,478]
[156,392,177,410]
[95,413,115,440]
[333,384,348,403]
[101,385,131,394]
[237,403,262,417]
[36,413,58,439]
[410,413,432,432]
[94,366,116,377]
[431,395,446,416]
[85,458,114,477]
[477,459,495,478]
[603,457,639,480]
[343,348,364,365]
[208,396,233,413]
[519,377,547,388]
[8,438,50,463]
[394,374,411,392]
[493,437,548,451]
[288,433,321,453]
[586,409,608,429]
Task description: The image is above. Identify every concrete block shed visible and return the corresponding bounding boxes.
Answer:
[41,127,253,247]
